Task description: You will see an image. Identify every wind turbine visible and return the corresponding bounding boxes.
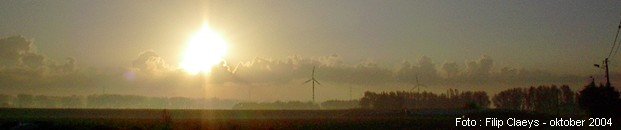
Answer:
[303,66,321,102]
[410,75,426,92]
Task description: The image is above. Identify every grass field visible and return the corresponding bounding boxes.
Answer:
[0,108,608,129]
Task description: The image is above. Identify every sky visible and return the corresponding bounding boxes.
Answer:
[0,0,620,101]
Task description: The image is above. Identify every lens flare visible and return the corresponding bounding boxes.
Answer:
[180,24,228,75]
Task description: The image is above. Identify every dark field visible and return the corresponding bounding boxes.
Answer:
[0,108,609,129]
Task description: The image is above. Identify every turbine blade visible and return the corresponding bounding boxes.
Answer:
[303,79,313,84]
[314,80,321,85]
[232,63,243,74]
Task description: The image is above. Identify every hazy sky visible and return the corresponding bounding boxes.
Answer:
[1,0,620,74]
[1,0,620,100]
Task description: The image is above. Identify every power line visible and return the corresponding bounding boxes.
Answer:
[596,9,621,87]
[608,16,621,58]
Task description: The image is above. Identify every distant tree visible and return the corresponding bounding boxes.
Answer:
[493,85,579,114]
[360,90,489,110]
[169,97,193,109]
[531,85,561,113]
[0,94,13,107]
[471,91,491,108]
[147,97,169,109]
[321,100,359,109]
[35,95,61,108]
[559,85,579,114]
[524,87,535,110]
[360,91,376,109]
[60,95,84,108]
[578,81,620,117]
[560,85,575,105]
[493,88,525,110]
[464,102,481,109]
[162,109,172,130]
[232,101,319,110]
[16,94,33,108]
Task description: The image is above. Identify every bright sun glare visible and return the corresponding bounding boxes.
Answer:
[181,23,228,75]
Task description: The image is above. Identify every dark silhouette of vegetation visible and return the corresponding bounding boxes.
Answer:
[577,80,620,117]
[0,94,237,109]
[162,109,172,130]
[492,88,524,110]
[232,101,320,110]
[320,100,359,109]
[492,85,580,115]
[0,108,492,129]
[359,89,490,110]
[16,94,34,108]
[0,94,13,107]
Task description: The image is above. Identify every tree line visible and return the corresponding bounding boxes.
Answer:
[0,94,237,109]
[577,81,620,117]
[358,86,577,112]
[1,81,618,115]
[0,94,362,110]
[359,89,490,110]
[232,101,320,110]
[231,100,360,110]
[360,82,620,117]
[492,85,580,115]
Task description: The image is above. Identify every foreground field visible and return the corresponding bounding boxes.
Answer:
[0,108,604,129]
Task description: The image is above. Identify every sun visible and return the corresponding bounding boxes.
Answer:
[180,23,228,75]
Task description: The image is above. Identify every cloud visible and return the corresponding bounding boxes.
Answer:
[0,36,76,73]
[131,50,171,75]
[58,57,76,72]
[464,55,494,80]
[0,36,37,68]
[394,56,440,84]
[207,54,586,87]
[0,36,79,90]
[349,60,394,85]
[21,53,45,69]
[0,35,591,100]
[225,55,394,85]
[441,61,459,78]
[317,54,344,67]
[417,56,439,79]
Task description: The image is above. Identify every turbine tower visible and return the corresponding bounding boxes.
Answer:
[303,66,321,102]
[410,75,426,92]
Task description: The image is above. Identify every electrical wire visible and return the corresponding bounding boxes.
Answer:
[608,18,621,58]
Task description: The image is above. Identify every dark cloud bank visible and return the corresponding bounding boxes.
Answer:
[0,36,609,100]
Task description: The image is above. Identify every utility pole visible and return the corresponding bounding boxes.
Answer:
[605,58,611,87]
[595,58,612,87]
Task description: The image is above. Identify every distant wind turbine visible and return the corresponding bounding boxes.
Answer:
[303,66,321,102]
[410,75,426,92]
